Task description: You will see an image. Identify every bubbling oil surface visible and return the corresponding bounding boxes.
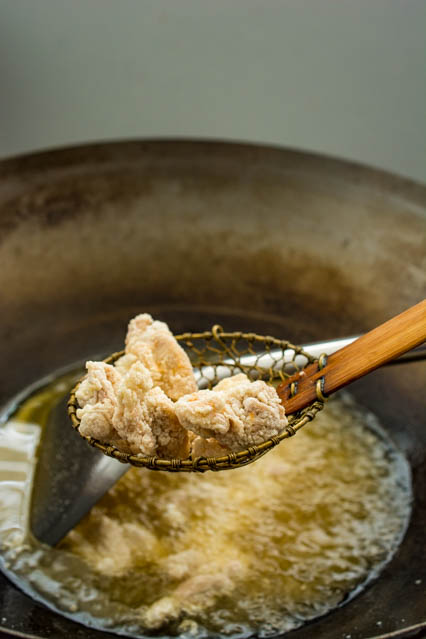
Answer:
[0,371,412,638]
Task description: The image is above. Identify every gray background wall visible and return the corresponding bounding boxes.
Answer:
[1,0,425,183]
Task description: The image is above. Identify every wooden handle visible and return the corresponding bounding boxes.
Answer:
[277,300,426,414]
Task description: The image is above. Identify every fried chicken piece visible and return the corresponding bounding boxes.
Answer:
[68,516,162,577]
[145,387,191,458]
[75,314,196,457]
[143,570,241,630]
[76,361,122,442]
[111,361,190,457]
[176,373,287,452]
[76,359,190,458]
[115,314,197,401]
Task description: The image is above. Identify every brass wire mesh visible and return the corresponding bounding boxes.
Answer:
[68,326,324,472]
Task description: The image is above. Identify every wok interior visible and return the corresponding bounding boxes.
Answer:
[0,141,425,639]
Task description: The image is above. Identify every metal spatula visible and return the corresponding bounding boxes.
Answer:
[30,394,129,546]
[30,334,425,546]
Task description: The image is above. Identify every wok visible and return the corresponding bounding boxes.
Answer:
[0,140,425,639]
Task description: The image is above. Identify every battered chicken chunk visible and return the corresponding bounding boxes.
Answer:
[75,314,194,457]
[77,359,190,457]
[76,361,122,443]
[113,362,190,457]
[115,314,197,401]
[176,373,288,452]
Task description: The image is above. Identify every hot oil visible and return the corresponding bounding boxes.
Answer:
[0,370,412,638]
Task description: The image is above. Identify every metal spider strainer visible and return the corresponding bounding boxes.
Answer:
[68,326,325,472]
[69,301,425,475]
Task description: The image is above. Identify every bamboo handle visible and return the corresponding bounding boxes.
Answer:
[277,300,426,414]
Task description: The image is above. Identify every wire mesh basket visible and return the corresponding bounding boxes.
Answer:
[68,326,324,472]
